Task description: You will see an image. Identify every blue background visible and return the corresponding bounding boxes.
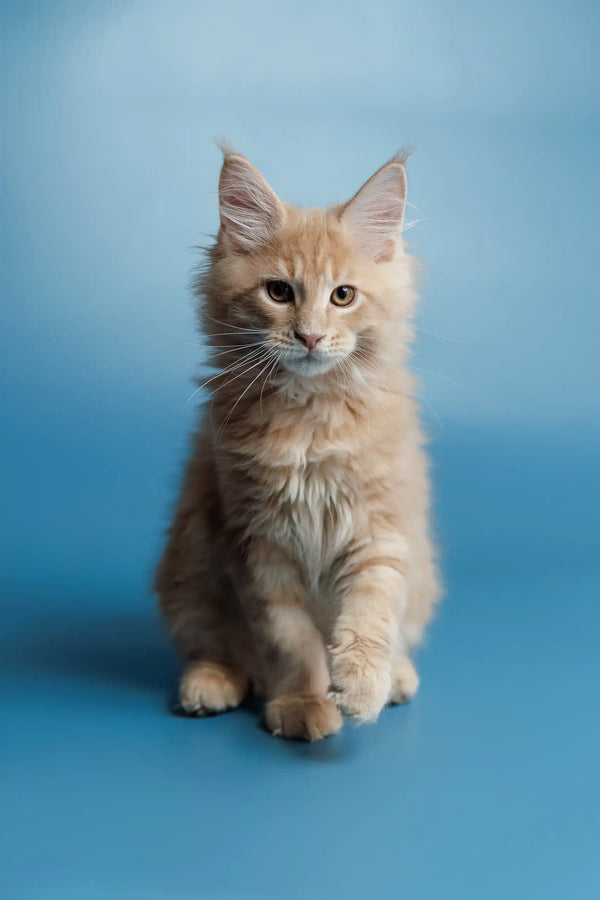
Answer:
[2,1,599,897]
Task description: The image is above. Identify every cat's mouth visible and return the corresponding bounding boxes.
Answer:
[281,349,336,376]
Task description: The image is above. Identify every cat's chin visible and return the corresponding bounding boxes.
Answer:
[281,353,337,377]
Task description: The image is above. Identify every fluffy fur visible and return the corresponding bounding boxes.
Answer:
[156,148,441,741]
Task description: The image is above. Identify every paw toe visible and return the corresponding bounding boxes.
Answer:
[388,657,419,705]
[178,662,247,715]
[329,657,391,723]
[265,695,342,741]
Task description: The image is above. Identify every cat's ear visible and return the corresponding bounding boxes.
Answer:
[218,151,285,254]
[340,152,409,263]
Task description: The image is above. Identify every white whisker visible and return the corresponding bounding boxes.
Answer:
[181,345,267,412]
[204,315,265,334]
[417,327,471,344]
[259,352,281,414]
[417,394,444,433]
[215,351,278,445]
[408,364,463,390]
[216,347,272,392]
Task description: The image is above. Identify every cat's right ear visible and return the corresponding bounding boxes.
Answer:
[340,152,409,263]
[218,152,285,254]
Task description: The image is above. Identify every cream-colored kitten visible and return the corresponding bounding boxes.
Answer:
[156,148,440,741]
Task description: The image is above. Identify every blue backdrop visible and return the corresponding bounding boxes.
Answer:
[2,2,599,898]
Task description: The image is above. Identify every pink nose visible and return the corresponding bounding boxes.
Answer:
[294,331,325,352]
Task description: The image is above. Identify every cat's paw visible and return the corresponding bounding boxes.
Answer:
[264,695,343,742]
[178,662,248,716]
[388,656,420,705]
[329,643,391,723]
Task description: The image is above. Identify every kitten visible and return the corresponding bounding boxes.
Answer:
[156,147,441,741]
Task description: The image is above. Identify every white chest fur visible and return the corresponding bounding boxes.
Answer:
[268,459,359,591]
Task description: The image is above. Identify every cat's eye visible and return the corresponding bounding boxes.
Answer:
[266,280,294,303]
[330,285,356,307]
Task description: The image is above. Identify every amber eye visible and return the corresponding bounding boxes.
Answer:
[330,285,356,307]
[266,280,294,303]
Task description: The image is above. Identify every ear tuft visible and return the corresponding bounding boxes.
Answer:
[218,149,284,254]
[341,152,410,263]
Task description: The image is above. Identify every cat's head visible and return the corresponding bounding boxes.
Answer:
[202,148,417,381]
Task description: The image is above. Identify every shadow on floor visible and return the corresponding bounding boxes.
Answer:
[2,591,364,759]
[3,598,180,705]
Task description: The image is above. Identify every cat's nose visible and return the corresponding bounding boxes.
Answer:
[294,331,325,352]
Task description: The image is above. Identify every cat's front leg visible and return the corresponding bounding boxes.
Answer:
[235,539,342,741]
[329,555,406,723]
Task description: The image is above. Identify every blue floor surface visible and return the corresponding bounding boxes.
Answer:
[2,4,599,895]
[3,427,599,899]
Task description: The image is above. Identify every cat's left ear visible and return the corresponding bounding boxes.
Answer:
[340,152,408,263]
[218,150,285,254]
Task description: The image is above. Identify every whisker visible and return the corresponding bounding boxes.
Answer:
[215,351,278,445]
[181,346,267,412]
[259,352,281,414]
[351,362,386,413]
[417,394,444,433]
[202,331,266,337]
[416,327,472,344]
[206,348,274,426]
[401,217,425,233]
[204,315,265,334]
[216,348,272,392]
[201,342,267,359]
[350,350,389,386]
[336,355,366,425]
[353,346,462,391]
[350,347,445,432]
[407,364,463,390]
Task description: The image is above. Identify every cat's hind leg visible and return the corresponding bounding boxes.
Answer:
[156,482,253,717]
[179,659,248,717]
[159,571,253,717]
[387,532,440,707]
